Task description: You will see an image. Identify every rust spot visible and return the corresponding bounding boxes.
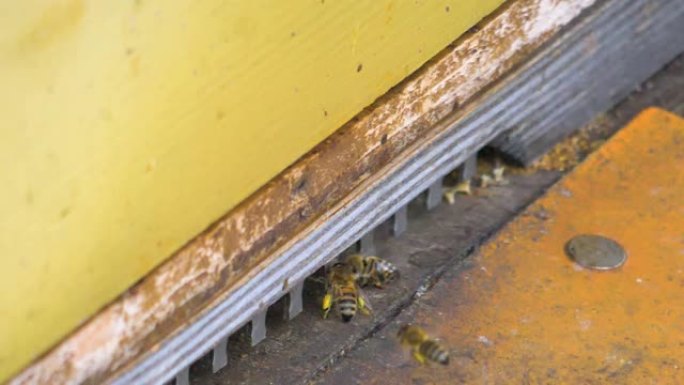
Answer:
[356,63,363,72]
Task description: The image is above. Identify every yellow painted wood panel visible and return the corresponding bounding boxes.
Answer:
[0,0,504,380]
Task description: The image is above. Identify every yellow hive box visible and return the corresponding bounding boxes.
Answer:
[0,0,503,380]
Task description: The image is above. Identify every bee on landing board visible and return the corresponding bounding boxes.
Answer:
[322,262,372,322]
[397,324,450,366]
[345,254,399,288]
[443,180,472,204]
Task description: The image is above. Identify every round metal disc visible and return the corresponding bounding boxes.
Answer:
[565,234,626,270]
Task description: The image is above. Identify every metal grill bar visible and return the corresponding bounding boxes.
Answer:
[211,337,229,373]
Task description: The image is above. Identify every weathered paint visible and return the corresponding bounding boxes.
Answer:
[318,108,684,384]
[0,0,508,381]
[8,0,598,384]
[491,0,684,164]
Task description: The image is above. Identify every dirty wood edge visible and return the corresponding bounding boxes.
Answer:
[8,0,598,383]
[490,0,684,164]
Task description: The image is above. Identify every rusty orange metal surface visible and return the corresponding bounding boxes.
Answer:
[432,108,684,384]
[318,108,684,384]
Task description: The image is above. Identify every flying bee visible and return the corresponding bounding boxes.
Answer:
[322,262,372,322]
[345,254,399,288]
[397,324,450,366]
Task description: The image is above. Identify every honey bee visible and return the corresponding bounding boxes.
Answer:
[397,324,449,366]
[443,180,472,204]
[322,263,372,322]
[492,164,507,184]
[345,254,399,288]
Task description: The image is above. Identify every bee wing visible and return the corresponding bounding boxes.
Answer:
[307,276,328,286]
[357,287,373,314]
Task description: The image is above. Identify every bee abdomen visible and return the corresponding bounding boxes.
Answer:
[337,297,357,322]
[336,288,358,322]
[419,340,449,365]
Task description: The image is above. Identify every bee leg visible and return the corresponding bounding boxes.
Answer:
[322,293,333,319]
[307,276,327,286]
[492,157,509,185]
[358,295,373,315]
[480,174,493,189]
[455,180,472,195]
[412,350,426,365]
[443,181,471,204]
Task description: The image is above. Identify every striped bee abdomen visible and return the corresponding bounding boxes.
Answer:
[419,340,449,365]
[336,285,358,322]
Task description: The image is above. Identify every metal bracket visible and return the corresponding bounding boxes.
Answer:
[426,179,443,210]
[286,281,305,320]
[392,205,408,236]
[211,337,229,373]
[250,310,267,346]
[460,155,477,182]
[175,367,189,385]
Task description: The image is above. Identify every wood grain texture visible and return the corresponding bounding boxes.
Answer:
[8,0,599,384]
